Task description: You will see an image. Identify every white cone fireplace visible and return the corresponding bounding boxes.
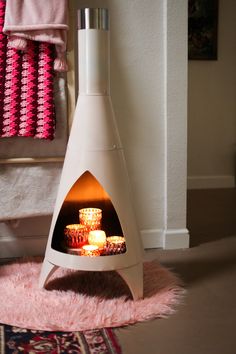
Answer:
[39,8,144,300]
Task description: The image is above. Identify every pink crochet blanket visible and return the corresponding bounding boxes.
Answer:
[0,0,55,139]
[3,0,68,72]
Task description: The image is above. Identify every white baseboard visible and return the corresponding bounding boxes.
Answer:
[141,229,164,249]
[0,227,190,259]
[0,231,164,258]
[163,228,190,249]
[187,175,235,189]
[0,235,47,259]
[141,228,190,249]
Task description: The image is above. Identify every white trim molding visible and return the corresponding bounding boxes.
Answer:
[163,0,190,249]
[141,228,189,250]
[163,228,189,249]
[0,227,190,259]
[0,235,47,259]
[141,229,164,249]
[187,175,235,189]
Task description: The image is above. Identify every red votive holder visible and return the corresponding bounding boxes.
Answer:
[64,224,88,248]
[79,207,102,232]
[104,236,126,255]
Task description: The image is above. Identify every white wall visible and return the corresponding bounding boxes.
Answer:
[188,0,236,189]
[0,0,189,258]
[109,0,166,234]
[164,0,189,248]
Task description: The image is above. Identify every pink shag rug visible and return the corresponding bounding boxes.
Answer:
[0,259,185,331]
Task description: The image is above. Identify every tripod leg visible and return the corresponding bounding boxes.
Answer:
[38,259,58,288]
[117,262,143,300]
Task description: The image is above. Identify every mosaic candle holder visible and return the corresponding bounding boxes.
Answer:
[105,236,126,255]
[79,208,102,232]
[81,244,100,257]
[64,224,87,248]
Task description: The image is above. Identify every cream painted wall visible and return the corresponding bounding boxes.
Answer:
[188,0,236,189]
[0,0,189,257]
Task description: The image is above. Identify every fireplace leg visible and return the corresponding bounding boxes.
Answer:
[117,262,143,300]
[38,259,59,288]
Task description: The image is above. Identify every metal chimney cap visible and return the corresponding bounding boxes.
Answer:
[78,8,109,30]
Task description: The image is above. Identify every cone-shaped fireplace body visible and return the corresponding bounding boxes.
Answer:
[39,8,143,300]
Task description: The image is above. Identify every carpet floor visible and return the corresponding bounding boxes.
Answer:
[115,189,236,354]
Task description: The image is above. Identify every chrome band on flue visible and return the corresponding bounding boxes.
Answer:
[78,8,109,30]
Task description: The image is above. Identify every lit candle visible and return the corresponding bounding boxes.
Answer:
[106,236,126,255]
[88,230,106,249]
[81,244,100,257]
[79,208,102,232]
[64,224,87,248]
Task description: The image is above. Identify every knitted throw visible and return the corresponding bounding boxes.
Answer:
[0,0,55,140]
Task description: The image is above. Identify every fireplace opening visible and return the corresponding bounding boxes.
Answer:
[51,171,127,257]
